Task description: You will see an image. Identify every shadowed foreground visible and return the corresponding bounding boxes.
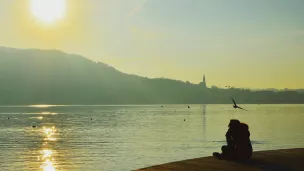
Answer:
[135,148,304,171]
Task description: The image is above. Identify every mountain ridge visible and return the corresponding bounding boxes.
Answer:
[0,47,303,105]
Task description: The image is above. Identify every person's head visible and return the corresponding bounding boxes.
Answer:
[240,122,249,130]
[229,119,240,128]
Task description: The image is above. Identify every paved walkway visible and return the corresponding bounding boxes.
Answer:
[135,148,304,171]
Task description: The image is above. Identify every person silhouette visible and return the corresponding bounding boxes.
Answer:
[234,122,253,159]
[213,119,252,160]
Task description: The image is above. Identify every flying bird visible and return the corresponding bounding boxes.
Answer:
[230,97,246,111]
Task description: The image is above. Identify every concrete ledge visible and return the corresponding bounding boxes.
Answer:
[135,148,304,171]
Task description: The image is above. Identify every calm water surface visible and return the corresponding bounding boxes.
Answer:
[0,104,303,171]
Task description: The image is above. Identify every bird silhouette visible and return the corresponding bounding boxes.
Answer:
[230,97,246,111]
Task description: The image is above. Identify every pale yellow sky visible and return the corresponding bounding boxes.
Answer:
[0,0,303,89]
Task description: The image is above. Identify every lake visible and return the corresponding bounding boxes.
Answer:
[0,104,303,171]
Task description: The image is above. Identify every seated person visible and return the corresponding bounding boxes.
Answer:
[214,119,252,160]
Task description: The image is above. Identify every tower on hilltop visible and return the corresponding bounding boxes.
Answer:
[201,74,207,88]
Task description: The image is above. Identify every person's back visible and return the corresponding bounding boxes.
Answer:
[234,123,252,159]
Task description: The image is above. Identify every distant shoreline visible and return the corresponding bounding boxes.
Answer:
[1,48,304,105]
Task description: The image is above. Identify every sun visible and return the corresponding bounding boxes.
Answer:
[30,0,67,24]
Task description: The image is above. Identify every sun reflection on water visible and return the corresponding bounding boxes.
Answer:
[29,104,67,108]
[41,112,58,115]
[39,149,56,171]
[41,150,53,160]
[42,126,57,141]
[30,105,55,108]
[39,126,58,171]
[30,116,44,120]
[40,158,56,171]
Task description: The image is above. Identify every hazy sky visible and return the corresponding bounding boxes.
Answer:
[0,0,303,89]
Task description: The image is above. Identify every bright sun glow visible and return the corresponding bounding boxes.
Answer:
[30,0,66,24]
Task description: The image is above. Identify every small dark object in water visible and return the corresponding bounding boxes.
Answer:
[184,119,186,121]
[91,118,92,120]
[32,125,36,128]
[7,117,9,119]
[188,106,190,108]
[161,106,163,107]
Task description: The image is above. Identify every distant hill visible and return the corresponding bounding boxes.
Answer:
[0,47,303,105]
